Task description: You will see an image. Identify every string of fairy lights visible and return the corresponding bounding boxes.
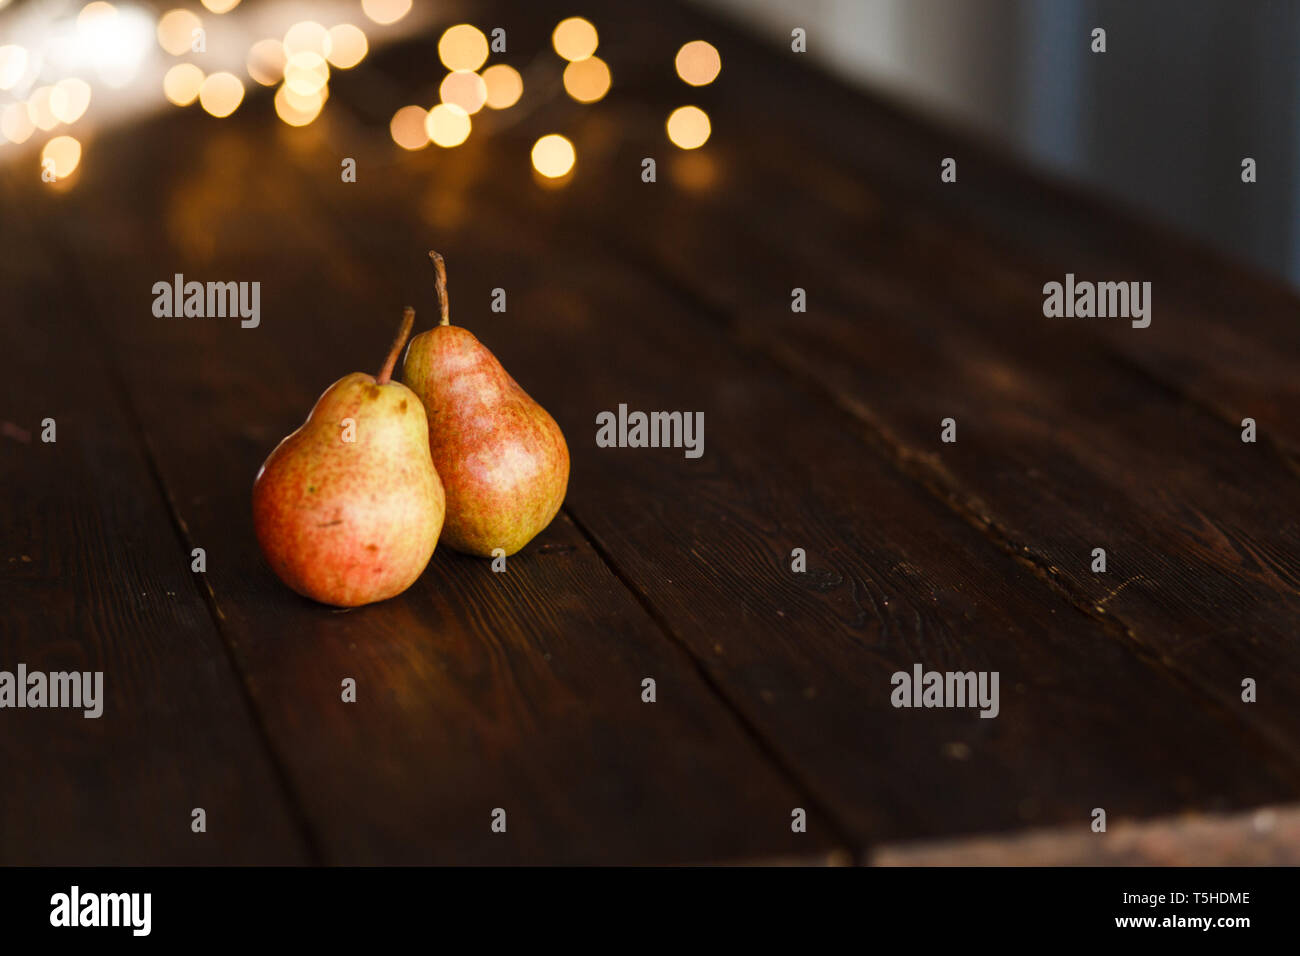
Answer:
[0,1,721,185]
[393,17,718,181]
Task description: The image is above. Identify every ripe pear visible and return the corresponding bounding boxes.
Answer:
[253,309,445,607]
[402,252,569,557]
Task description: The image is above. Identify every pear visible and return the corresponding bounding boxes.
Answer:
[253,308,445,606]
[402,252,569,557]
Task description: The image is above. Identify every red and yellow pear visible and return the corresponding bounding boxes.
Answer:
[402,252,569,557]
[253,309,445,606]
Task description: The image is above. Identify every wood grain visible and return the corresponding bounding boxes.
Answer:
[430,4,1300,767]
[44,109,824,864]
[668,0,1300,461]
[3,0,1298,864]
[270,42,1300,850]
[0,170,310,864]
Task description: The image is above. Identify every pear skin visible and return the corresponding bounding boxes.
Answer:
[253,311,445,607]
[402,253,569,557]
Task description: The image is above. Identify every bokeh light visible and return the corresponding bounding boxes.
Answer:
[0,45,27,91]
[283,83,327,111]
[482,64,523,109]
[440,71,487,114]
[675,40,721,86]
[52,78,92,124]
[77,2,117,28]
[326,25,368,69]
[41,135,81,178]
[274,83,324,126]
[27,86,66,132]
[157,9,202,57]
[199,71,244,117]
[425,103,471,147]
[390,104,429,150]
[78,3,152,88]
[552,17,598,61]
[284,21,330,57]
[1,103,35,144]
[200,0,240,12]
[563,56,610,103]
[246,39,285,86]
[671,151,719,191]
[283,51,329,96]
[362,0,412,27]
[666,105,710,149]
[164,63,204,105]
[438,24,488,72]
[531,133,575,178]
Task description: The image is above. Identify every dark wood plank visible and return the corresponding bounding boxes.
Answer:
[265,44,1300,849]
[49,109,826,864]
[667,0,1300,461]
[426,3,1300,766]
[555,151,1300,761]
[11,0,1298,864]
[0,170,311,864]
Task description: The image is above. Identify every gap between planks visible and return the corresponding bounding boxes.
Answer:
[44,217,329,866]
[612,245,1300,780]
[273,137,869,861]
[1098,345,1300,483]
[311,69,1300,844]
[669,0,1300,484]
[561,504,860,855]
[417,171,1300,840]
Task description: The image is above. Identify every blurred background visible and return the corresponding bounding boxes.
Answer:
[700,0,1300,285]
[2,0,1295,282]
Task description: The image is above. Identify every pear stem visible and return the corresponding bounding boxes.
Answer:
[377,307,415,385]
[429,250,450,326]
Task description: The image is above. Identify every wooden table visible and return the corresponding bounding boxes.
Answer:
[4,0,1299,865]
